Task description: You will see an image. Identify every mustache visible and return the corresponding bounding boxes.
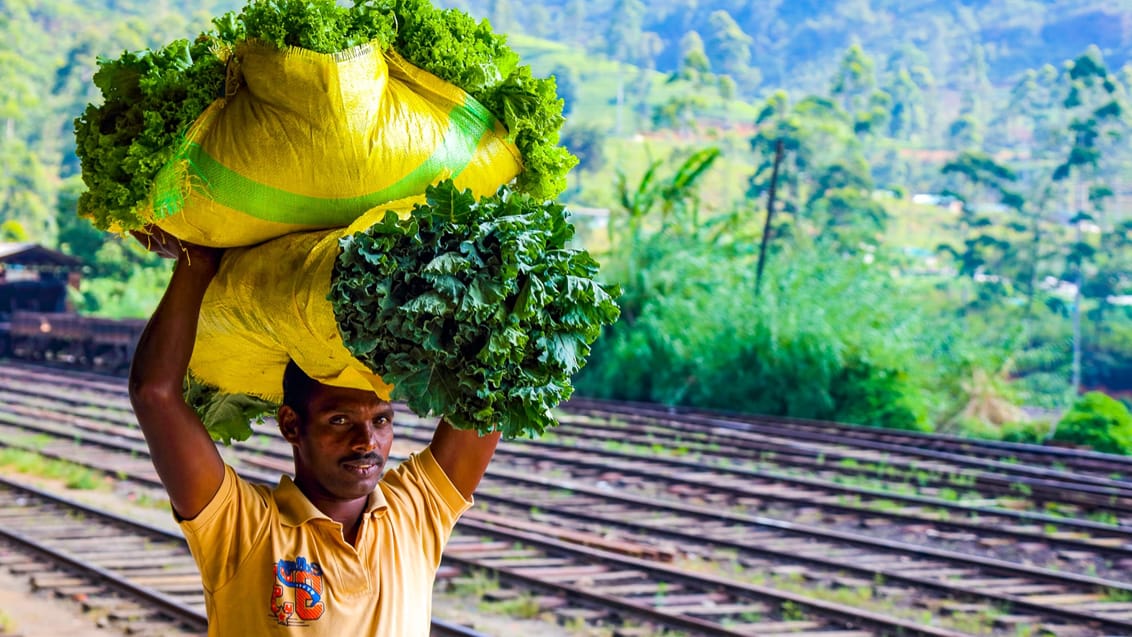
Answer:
[340,452,384,465]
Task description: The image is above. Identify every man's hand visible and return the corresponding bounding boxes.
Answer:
[131,226,221,269]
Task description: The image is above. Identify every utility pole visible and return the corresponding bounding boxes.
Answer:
[755,139,785,297]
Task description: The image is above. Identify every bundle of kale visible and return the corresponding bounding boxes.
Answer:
[331,182,620,438]
[75,0,573,232]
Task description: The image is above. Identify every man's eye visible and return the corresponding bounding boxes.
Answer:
[329,416,349,426]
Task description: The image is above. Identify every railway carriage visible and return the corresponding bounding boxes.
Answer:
[0,242,145,373]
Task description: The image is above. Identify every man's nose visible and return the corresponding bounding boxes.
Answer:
[352,423,380,451]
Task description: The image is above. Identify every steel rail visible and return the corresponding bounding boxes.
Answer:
[5,361,1131,477]
[556,404,1132,499]
[12,408,1131,590]
[470,472,1132,634]
[453,518,974,637]
[6,363,1132,502]
[566,396,1132,476]
[5,364,1132,633]
[0,477,206,631]
[481,438,1132,555]
[10,397,1132,554]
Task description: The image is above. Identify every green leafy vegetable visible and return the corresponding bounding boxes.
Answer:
[184,374,277,444]
[330,181,620,438]
[75,0,573,232]
[75,37,226,233]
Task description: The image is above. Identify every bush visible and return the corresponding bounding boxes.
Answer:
[999,420,1050,444]
[1052,392,1132,455]
[578,240,940,431]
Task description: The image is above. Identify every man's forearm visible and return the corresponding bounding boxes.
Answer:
[129,253,220,398]
[430,419,501,499]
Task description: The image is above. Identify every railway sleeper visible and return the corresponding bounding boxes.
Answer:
[590,582,684,596]
[657,602,769,615]
[756,630,872,637]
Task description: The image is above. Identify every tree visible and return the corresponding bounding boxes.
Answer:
[1051,47,1127,396]
[655,30,732,133]
[958,43,993,126]
[562,0,587,46]
[1052,391,1132,454]
[675,31,711,83]
[610,148,722,324]
[487,0,514,32]
[604,0,646,64]
[807,157,887,250]
[937,151,1024,307]
[830,43,877,118]
[883,67,927,141]
[0,219,28,242]
[706,10,757,94]
[604,0,646,135]
[947,115,983,150]
[749,92,880,253]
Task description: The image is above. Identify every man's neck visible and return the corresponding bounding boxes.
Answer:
[294,479,368,546]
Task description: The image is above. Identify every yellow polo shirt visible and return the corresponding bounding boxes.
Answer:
[180,447,470,636]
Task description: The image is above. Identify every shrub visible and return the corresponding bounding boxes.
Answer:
[578,240,939,431]
[999,420,1050,444]
[1052,392,1132,455]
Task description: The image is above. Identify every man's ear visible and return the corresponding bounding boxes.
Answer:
[278,405,302,445]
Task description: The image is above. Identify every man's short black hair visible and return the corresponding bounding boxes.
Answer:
[282,360,319,420]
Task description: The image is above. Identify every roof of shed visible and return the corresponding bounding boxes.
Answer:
[0,243,82,268]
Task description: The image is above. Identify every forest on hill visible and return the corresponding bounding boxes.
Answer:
[452,0,1132,92]
[1,0,1130,446]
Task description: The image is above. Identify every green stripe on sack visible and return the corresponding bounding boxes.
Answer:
[161,96,498,225]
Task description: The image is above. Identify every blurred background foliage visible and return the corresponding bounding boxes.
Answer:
[2,0,1130,448]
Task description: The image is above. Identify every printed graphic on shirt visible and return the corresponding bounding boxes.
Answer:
[270,556,326,625]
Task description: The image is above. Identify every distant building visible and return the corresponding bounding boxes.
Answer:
[0,243,82,318]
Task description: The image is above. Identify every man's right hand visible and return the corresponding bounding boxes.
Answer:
[130,226,222,269]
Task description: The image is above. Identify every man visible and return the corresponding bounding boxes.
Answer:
[128,230,501,635]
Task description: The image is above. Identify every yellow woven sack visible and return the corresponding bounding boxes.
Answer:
[188,199,418,400]
[148,42,521,247]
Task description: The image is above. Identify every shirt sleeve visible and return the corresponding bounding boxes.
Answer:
[178,464,271,591]
[380,446,472,568]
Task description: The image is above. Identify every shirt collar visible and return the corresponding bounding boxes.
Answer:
[274,475,390,527]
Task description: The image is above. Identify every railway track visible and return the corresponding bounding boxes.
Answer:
[566,398,1132,486]
[2,362,1132,635]
[7,368,1132,523]
[0,437,962,637]
[9,374,1132,580]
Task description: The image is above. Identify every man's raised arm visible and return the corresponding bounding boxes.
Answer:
[429,420,501,500]
[128,231,225,520]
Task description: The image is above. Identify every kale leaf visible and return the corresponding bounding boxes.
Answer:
[331,181,620,438]
[183,374,277,445]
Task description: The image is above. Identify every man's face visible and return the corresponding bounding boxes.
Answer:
[279,384,395,502]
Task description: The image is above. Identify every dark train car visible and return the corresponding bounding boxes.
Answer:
[0,243,146,373]
[8,311,147,371]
